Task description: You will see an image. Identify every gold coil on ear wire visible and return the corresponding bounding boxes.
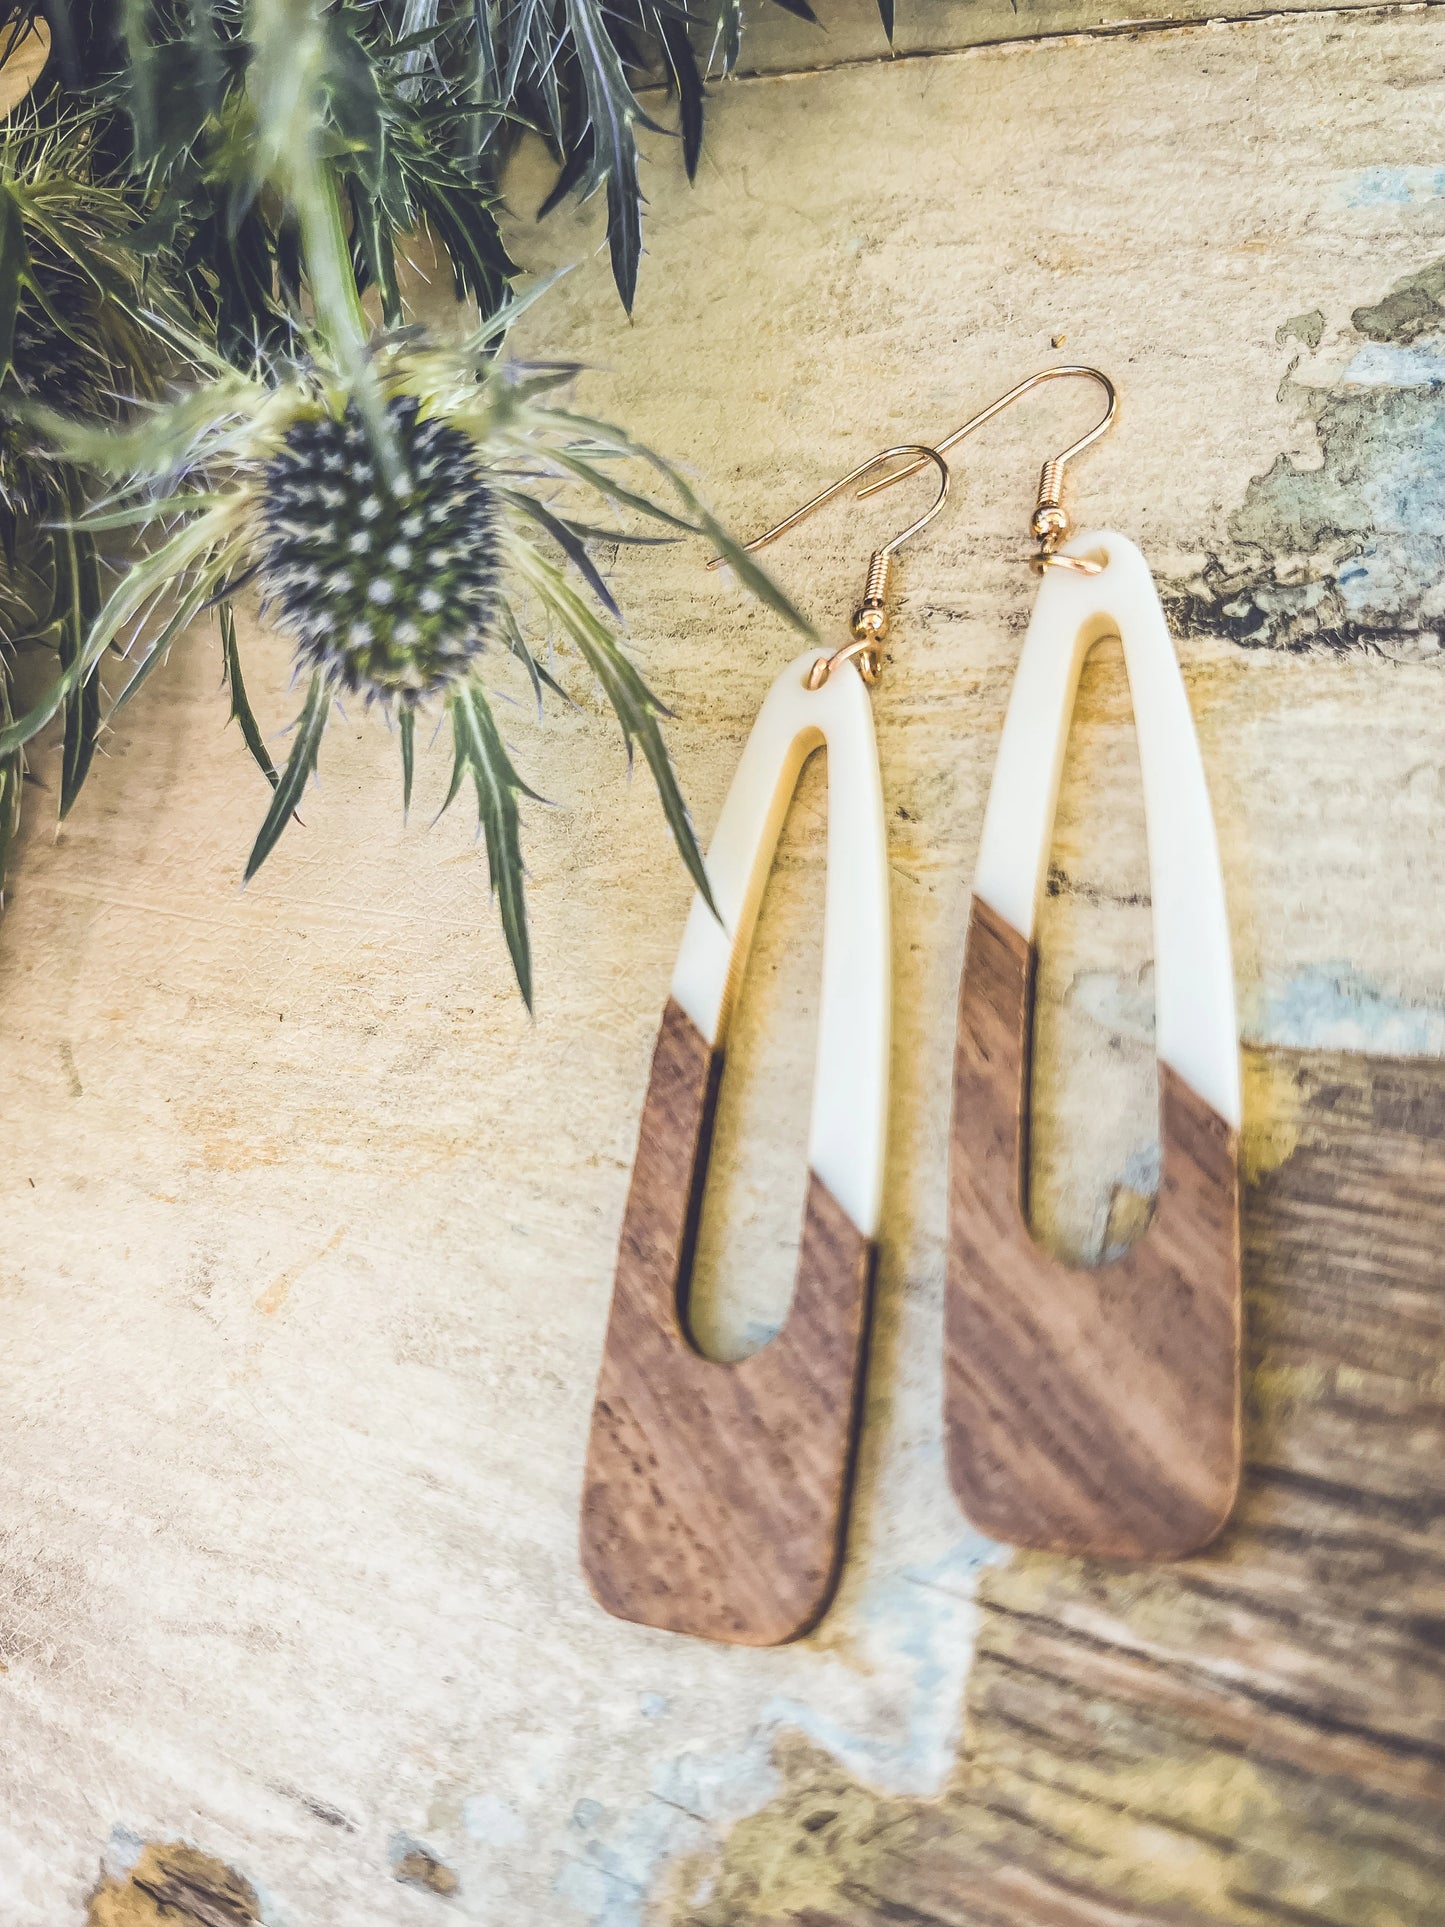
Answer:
[1032,457,1068,544]
[859,365,1116,576]
[1028,453,1102,573]
[824,548,893,690]
[853,549,892,639]
[712,444,950,690]
[709,365,1120,683]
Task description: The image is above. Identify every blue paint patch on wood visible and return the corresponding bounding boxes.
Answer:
[1340,165,1445,207]
[1172,258,1445,658]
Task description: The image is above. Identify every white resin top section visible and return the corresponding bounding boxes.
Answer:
[671,648,891,1239]
[972,531,1241,1131]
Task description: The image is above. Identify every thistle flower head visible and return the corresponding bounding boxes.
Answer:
[259,395,502,707]
[12,320,809,1003]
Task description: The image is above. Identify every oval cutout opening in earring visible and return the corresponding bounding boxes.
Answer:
[1028,631,1160,1266]
[686,749,828,1361]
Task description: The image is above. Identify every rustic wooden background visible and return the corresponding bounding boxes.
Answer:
[1,2,1443,1921]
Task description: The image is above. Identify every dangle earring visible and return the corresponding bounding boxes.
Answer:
[580,446,950,1646]
[874,368,1241,1560]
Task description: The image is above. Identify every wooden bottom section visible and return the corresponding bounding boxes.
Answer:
[581,998,876,1646]
[947,895,1241,1559]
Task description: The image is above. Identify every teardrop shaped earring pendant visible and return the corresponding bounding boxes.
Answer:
[850,365,1239,1559]
[948,529,1242,1560]
[580,447,949,1646]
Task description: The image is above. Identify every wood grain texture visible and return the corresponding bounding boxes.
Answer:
[678,1048,1445,1927]
[947,894,1241,1559]
[721,0,1400,81]
[581,997,876,1645]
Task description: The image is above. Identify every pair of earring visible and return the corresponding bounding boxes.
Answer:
[579,368,1242,1647]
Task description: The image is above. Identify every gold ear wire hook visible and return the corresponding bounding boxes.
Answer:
[856,365,1116,576]
[708,444,950,689]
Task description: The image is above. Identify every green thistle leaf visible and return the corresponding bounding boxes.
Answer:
[0,682,22,908]
[244,670,330,882]
[57,522,103,819]
[0,184,30,387]
[654,13,704,180]
[502,489,623,621]
[443,684,540,1009]
[61,663,102,821]
[399,705,415,818]
[562,0,666,312]
[221,604,281,791]
[0,507,246,760]
[507,539,716,919]
[348,183,403,329]
[111,575,228,718]
[717,0,744,70]
[495,597,573,715]
[77,495,236,534]
[394,132,517,316]
[533,411,814,638]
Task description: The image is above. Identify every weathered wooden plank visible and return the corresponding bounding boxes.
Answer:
[677,1047,1445,1925]
[726,0,1410,78]
[0,7,1442,1921]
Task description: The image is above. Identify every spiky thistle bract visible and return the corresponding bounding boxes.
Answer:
[0,99,190,898]
[7,312,810,1005]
